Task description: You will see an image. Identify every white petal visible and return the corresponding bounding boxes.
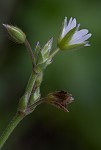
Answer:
[61,17,68,38]
[64,18,72,34]
[64,17,76,36]
[77,29,88,36]
[73,33,92,44]
[80,33,92,42]
[69,29,89,44]
[68,17,73,25]
[74,29,88,39]
[70,18,76,29]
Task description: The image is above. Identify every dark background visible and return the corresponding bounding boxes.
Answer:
[0,0,101,150]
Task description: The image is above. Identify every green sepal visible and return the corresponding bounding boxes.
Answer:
[36,51,44,65]
[35,62,48,73]
[58,27,76,50]
[37,38,53,65]
[3,24,26,44]
[41,38,53,55]
[18,94,28,113]
[34,41,41,62]
[28,72,43,105]
[35,57,53,73]
[33,87,40,101]
[35,72,43,87]
[64,41,88,51]
[29,87,41,105]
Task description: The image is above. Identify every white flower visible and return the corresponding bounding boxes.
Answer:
[58,17,92,50]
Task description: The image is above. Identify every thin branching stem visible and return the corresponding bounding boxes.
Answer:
[25,39,36,68]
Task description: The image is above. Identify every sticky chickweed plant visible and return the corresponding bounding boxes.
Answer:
[0,17,91,149]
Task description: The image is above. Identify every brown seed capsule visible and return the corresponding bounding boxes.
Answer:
[46,90,74,112]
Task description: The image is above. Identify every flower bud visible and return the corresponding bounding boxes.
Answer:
[35,38,53,73]
[3,24,26,44]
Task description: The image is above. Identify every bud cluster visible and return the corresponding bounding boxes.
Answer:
[34,38,53,73]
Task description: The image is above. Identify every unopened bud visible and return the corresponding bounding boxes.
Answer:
[3,24,26,44]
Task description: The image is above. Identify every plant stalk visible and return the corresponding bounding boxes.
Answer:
[0,113,24,149]
[25,39,36,68]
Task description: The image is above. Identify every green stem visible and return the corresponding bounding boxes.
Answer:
[27,99,46,114]
[25,72,37,99]
[0,113,24,149]
[18,72,38,112]
[25,39,36,68]
[28,71,43,105]
[49,48,60,59]
[0,47,60,149]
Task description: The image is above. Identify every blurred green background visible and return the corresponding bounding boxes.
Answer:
[0,0,101,149]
